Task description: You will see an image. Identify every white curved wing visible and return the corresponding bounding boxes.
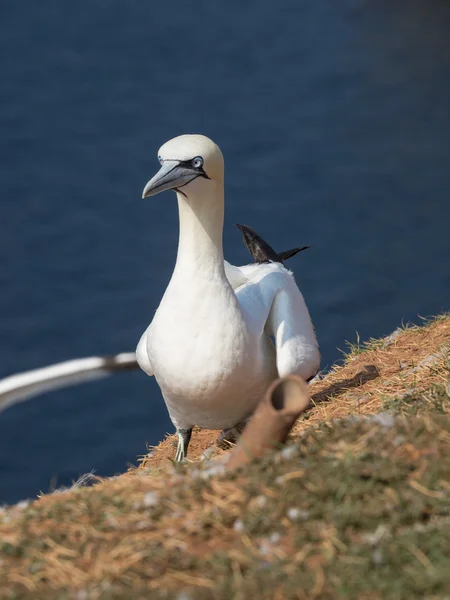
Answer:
[0,353,138,414]
[234,262,320,381]
[224,260,248,289]
[136,329,153,376]
[137,260,319,383]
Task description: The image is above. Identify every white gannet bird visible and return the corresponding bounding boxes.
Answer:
[137,134,320,460]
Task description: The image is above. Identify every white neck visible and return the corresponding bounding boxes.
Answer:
[174,181,226,277]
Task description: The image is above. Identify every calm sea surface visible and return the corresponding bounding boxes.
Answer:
[1,0,449,503]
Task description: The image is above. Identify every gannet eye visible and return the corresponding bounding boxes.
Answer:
[158,155,163,165]
[191,156,203,169]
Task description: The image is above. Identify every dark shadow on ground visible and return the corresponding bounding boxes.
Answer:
[311,365,380,405]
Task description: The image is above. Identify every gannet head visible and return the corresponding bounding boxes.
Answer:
[142,134,224,199]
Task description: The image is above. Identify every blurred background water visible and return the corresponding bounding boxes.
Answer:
[0,0,449,504]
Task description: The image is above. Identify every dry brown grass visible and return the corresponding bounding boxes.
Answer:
[141,314,450,466]
[1,314,450,600]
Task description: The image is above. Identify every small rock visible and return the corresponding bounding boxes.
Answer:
[143,492,159,507]
[233,519,245,533]
[363,524,390,546]
[409,351,444,373]
[372,548,384,565]
[201,463,226,479]
[353,393,371,408]
[269,532,281,544]
[370,412,395,428]
[393,435,405,447]
[287,508,309,521]
[382,328,402,348]
[280,445,298,460]
[104,513,118,527]
[254,495,267,508]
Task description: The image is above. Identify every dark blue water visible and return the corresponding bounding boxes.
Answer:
[1,0,449,504]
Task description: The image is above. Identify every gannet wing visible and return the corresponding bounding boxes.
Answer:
[236,224,310,264]
[0,353,138,414]
[224,260,248,289]
[226,224,310,291]
[136,329,153,376]
[266,268,320,380]
[236,263,320,381]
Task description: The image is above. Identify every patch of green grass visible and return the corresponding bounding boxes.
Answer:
[340,313,450,361]
[418,311,450,326]
[383,383,450,417]
[339,331,365,358]
[340,330,393,358]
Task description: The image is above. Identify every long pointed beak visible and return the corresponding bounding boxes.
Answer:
[142,161,199,198]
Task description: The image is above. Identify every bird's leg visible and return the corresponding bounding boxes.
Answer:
[216,419,248,450]
[175,427,193,462]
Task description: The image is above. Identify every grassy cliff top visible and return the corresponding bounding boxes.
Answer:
[1,315,450,600]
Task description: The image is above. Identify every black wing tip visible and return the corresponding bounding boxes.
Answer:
[236,223,279,263]
[236,224,312,265]
[277,246,311,262]
[235,223,255,234]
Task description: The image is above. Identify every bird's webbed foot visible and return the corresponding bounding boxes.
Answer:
[216,419,248,450]
[175,427,193,462]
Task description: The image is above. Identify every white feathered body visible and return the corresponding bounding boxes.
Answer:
[137,260,319,430]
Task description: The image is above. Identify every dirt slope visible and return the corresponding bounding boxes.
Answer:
[1,315,449,600]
